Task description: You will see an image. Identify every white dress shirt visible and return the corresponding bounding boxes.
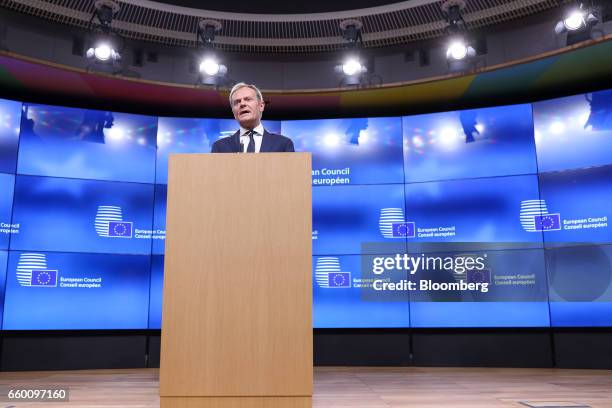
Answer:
[239,124,265,153]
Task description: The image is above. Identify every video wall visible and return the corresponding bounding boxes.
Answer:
[0,88,611,330]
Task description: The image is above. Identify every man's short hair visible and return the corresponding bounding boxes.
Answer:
[229,82,263,105]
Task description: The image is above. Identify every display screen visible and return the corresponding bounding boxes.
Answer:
[313,184,407,256]
[3,251,150,330]
[403,175,543,246]
[152,184,167,255]
[0,98,21,174]
[0,251,6,328]
[283,117,404,185]
[0,89,610,329]
[18,104,157,183]
[408,248,550,327]
[403,104,537,183]
[546,244,612,327]
[534,89,612,172]
[149,255,164,329]
[538,166,612,245]
[10,175,154,255]
[0,173,15,250]
[313,254,410,328]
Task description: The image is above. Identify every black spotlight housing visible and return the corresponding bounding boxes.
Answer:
[555,2,600,46]
[198,19,223,44]
[85,0,123,70]
[441,0,476,72]
[195,19,228,86]
[92,0,120,33]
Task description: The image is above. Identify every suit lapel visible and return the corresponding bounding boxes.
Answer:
[260,129,273,153]
[231,130,241,152]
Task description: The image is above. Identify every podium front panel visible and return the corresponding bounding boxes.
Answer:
[160,153,312,398]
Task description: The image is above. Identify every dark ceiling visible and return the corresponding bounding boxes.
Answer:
[157,0,404,14]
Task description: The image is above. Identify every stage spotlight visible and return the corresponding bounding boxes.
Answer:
[93,44,111,61]
[199,58,220,76]
[554,3,599,45]
[335,19,377,86]
[334,58,367,86]
[441,1,477,72]
[446,40,475,61]
[195,20,228,86]
[86,0,122,69]
[198,57,227,85]
[564,10,587,31]
[342,58,364,76]
[86,42,120,62]
[445,38,475,73]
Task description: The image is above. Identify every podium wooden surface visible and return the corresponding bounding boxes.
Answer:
[159,153,312,408]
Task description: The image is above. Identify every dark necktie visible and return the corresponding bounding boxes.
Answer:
[246,130,255,153]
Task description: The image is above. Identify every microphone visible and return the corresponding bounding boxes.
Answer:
[238,141,244,153]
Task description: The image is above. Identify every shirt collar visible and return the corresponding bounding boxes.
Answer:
[240,123,265,137]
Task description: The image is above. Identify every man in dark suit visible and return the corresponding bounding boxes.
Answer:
[211,82,294,153]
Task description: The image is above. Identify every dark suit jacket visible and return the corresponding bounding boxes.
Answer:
[210,129,295,153]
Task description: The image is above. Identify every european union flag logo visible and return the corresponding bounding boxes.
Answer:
[30,270,58,287]
[108,221,133,238]
[392,222,415,238]
[533,214,561,231]
[467,269,491,284]
[328,272,351,288]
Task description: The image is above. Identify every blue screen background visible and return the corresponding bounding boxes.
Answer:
[403,175,544,245]
[313,254,410,328]
[18,104,157,183]
[0,173,14,250]
[403,104,537,183]
[408,248,550,327]
[152,184,167,255]
[149,255,164,329]
[546,244,612,327]
[0,251,6,328]
[533,89,612,172]
[0,89,611,329]
[538,166,612,245]
[0,98,21,174]
[10,175,154,255]
[3,251,150,330]
[313,184,407,256]
[283,117,404,185]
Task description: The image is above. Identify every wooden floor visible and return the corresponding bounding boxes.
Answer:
[0,367,611,407]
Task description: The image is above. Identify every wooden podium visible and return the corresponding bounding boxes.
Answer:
[159,153,313,408]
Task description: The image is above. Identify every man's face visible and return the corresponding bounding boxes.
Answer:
[231,87,264,129]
